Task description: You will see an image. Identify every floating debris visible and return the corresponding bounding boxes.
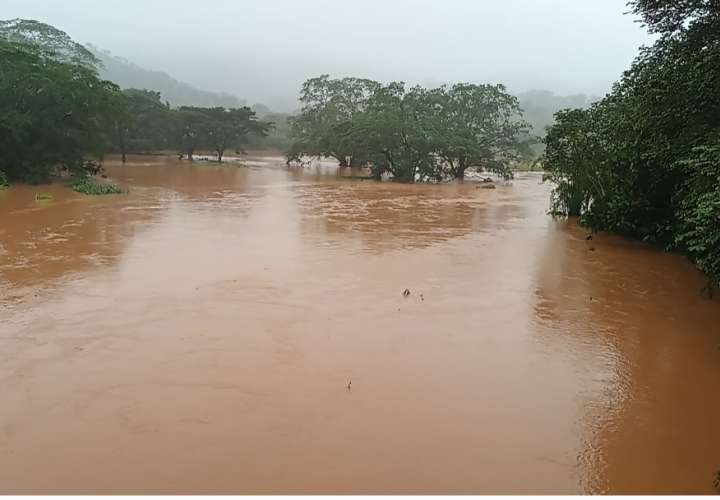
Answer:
[34,193,53,202]
[402,288,411,297]
[346,378,352,390]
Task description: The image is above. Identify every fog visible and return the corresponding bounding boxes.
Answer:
[3,0,653,111]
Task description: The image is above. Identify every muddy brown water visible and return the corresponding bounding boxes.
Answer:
[0,155,718,494]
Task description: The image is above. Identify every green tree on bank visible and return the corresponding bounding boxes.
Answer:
[543,0,720,290]
[0,19,272,184]
[0,40,121,183]
[114,89,172,162]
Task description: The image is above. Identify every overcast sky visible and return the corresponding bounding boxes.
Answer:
[3,0,654,110]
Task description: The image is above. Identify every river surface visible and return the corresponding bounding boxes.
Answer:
[0,155,718,494]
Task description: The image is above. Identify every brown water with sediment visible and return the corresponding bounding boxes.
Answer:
[1,155,718,494]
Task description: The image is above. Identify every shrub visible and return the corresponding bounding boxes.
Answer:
[71,177,123,195]
[673,146,720,289]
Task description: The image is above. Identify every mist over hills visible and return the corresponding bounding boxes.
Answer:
[88,45,247,109]
[88,43,594,138]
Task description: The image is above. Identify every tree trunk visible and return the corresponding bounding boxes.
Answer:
[456,158,467,182]
[117,124,127,163]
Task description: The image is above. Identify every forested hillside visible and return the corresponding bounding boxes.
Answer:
[89,45,246,109]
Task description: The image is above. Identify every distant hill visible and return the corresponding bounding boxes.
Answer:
[88,45,246,108]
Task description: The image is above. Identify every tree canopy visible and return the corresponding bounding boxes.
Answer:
[543,0,720,290]
[0,40,120,183]
[0,18,100,69]
[0,19,273,183]
[288,75,380,167]
[288,76,531,181]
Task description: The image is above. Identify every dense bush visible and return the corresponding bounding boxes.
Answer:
[0,39,121,183]
[71,177,123,195]
[543,0,720,289]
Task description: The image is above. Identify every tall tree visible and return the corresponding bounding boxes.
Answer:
[425,83,531,180]
[173,107,211,161]
[343,83,436,182]
[114,89,171,162]
[203,107,270,162]
[288,75,380,166]
[0,40,121,182]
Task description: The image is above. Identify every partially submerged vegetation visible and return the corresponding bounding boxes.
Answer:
[34,193,52,202]
[287,76,535,182]
[542,0,720,291]
[71,177,123,195]
[0,19,272,187]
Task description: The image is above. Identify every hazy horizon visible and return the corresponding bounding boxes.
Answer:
[2,0,654,111]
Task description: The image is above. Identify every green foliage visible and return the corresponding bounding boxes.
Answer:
[202,107,270,161]
[424,83,531,180]
[71,177,123,195]
[246,110,292,151]
[0,18,100,68]
[673,145,720,287]
[114,89,172,157]
[288,75,380,166]
[169,106,270,161]
[543,1,720,287]
[341,82,436,182]
[0,170,7,188]
[629,0,715,36]
[289,76,531,181]
[0,39,122,183]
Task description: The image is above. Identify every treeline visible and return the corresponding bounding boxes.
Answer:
[114,90,269,162]
[0,19,270,184]
[287,76,535,181]
[542,0,720,290]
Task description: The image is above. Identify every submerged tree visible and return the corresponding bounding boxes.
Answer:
[288,75,380,166]
[288,75,533,182]
[341,83,437,182]
[114,89,171,162]
[173,106,211,161]
[425,83,532,180]
[203,107,270,162]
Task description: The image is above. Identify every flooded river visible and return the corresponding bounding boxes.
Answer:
[0,155,718,493]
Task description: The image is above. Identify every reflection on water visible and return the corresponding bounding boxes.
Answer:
[0,155,718,493]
